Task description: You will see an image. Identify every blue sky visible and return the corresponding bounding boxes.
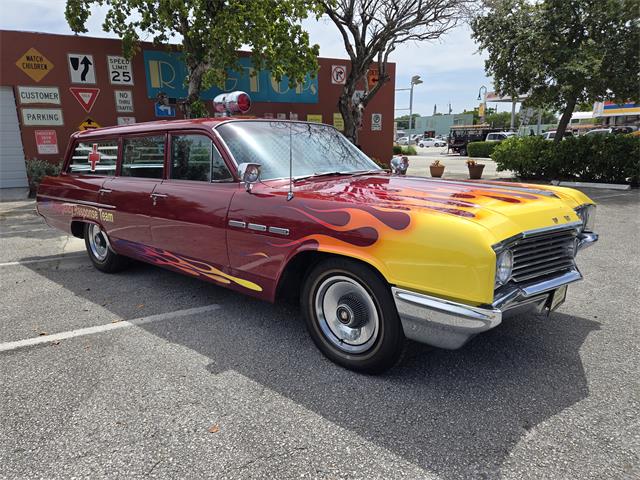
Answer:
[0,0,497,117]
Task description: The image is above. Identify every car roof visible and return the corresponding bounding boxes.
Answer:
[71,116,281,139]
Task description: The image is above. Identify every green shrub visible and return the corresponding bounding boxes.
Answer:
[467,141,498,158]
[401,145,417,156]
[491,135,640,185]
[392,145,403,154]
[25,158,62,196]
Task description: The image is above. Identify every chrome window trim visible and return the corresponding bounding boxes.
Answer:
[212,119,381,182]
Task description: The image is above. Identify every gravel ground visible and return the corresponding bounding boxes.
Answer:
[0,188,638,480]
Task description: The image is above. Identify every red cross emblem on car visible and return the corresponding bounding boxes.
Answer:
[88,143,101,171]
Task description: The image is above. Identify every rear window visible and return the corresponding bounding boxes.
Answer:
[68,140,118,175]
[122,135,165,179]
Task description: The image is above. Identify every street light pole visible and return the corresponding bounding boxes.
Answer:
[408,75,423,142]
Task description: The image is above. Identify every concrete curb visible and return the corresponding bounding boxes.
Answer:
[552,180,631,191]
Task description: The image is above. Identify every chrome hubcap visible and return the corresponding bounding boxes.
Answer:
[88,224,109,261]
[315,275,379,354]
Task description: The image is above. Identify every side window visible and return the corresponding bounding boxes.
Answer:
[68,140,118,175]
[122,135,165,179]
[171,134,232,182]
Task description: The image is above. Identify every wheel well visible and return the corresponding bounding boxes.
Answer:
[70,221,86,239]
[275,251,389,303]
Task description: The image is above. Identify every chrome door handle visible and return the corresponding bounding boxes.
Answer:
[150,192,168,206]
[98,188,112,195]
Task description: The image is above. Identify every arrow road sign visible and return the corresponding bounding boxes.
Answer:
[68,54,96,84]
[155,102,176,117]
[69,87,100,112]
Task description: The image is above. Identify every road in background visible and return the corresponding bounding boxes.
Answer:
[406,146,514,179]
[1,189,639,479]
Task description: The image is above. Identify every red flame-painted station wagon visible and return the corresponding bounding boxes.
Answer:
[37,93,598,372]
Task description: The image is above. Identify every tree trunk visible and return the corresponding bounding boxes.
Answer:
[338,90,363,145]
[554,96,577,143]
[184,63,206,118]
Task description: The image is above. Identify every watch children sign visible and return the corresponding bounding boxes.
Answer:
[143,51,318,104]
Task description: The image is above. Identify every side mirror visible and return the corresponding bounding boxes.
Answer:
[237,163,261,192]
[390,155,409,175]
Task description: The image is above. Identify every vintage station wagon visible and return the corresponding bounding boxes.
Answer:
[37,111,598,372]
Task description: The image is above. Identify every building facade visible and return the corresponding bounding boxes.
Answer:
[0,30,395,191]
[406,113,474,137]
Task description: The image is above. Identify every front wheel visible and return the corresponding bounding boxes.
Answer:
[418,143,425,148]
[301,258,405,373]
[460,146,467,156]
[84,223,129,273]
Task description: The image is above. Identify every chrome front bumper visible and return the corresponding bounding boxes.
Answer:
[393,231,598,350]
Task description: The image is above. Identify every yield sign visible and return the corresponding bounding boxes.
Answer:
[69,87,100,112]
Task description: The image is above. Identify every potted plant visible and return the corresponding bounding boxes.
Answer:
[430,159,445,178]
[466,159,485,179]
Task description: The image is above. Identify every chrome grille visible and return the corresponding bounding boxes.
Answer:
[510,228,577,283]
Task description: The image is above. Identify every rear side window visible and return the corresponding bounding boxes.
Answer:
[122,136,165,179]
[170,134,232,182]
[68,140,118,175]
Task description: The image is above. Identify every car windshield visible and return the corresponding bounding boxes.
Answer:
[216,120,380,180]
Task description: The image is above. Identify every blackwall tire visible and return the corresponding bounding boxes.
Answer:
[84,223,129,273]
[301,258,405,373]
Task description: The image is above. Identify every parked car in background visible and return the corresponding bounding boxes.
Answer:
[396,136,410,145]
[36,114,599,373]
[418,137,447,148]
[542,130,574,141]
[586,126,637,136]
[485,131,517,142]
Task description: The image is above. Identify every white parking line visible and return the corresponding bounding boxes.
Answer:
[0,305,221,353]
[0,253,86,267]
[0,228,51,235]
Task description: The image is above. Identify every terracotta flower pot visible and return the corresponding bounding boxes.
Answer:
[468,164,485,180]
[430,165,445,178]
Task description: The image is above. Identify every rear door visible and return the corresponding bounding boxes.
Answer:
[37,136,119,231]
[150,131,236,267]
[100,133,166,246]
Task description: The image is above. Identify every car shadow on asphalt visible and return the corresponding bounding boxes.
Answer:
[26,258,601,479]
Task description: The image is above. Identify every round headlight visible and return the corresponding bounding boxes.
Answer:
[495,249,513,286]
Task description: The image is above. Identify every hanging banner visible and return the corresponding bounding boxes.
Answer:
[143,50,318,103]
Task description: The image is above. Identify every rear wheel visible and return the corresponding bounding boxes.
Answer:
[301,258,405,373]
[460,146,467,156]
[84,223,129,273]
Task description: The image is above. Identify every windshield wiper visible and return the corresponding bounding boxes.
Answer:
[293,171,349,183]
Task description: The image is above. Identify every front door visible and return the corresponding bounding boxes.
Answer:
[101,134,166,247]
[149,132,236,270]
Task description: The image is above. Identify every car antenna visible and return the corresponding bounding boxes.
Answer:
[287,121,294,201]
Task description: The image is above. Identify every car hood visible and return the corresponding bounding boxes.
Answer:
[271,173,593,243]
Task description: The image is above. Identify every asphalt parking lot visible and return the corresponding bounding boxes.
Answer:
[1,187,639,479]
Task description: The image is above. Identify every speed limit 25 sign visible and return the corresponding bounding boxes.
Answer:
[107,56,134,85]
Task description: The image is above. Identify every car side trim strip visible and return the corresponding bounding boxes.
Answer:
[228,220,246,228]
[36,194,115,210]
